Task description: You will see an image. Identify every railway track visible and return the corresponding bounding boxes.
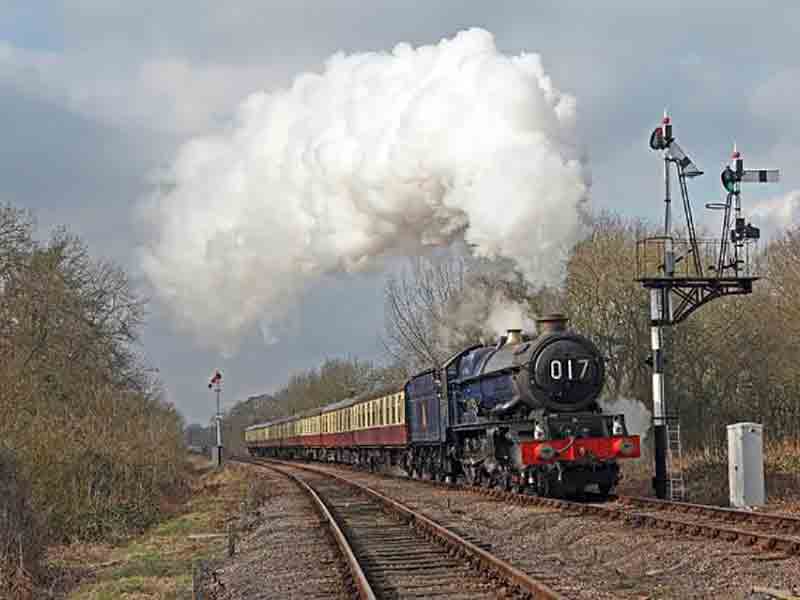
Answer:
[614,495,800,553]
[236,457,569,599]
[418,478,800,556]
[258,458,800,557]
[434,477,800,556]
[452,486,800,555]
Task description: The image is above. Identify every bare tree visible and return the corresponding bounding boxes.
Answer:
[564,213,652,401]
[382,255,469,372]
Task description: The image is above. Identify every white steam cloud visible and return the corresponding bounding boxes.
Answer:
[141,28,589,348]
[485,300,537,337]
[751,190,800,238]
[599,397,652,441]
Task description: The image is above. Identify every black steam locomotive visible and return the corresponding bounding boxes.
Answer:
[404,314,640,497]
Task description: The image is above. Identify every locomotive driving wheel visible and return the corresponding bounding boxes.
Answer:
[462,463,480,486]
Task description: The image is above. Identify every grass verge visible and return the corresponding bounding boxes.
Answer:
[46,455,252,600]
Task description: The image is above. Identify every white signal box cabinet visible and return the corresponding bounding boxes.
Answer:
[727,423,765,508]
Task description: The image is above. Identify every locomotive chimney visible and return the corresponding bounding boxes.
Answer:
[506,329,523,345]
[537,313,568,334]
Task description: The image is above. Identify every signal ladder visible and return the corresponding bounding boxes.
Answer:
[665,416,686,501]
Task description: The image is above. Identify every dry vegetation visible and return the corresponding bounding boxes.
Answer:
[49,455,252,600]
[0,204,186,597]
[621,440,800,508]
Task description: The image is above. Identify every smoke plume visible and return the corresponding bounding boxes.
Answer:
[141,28,589,348]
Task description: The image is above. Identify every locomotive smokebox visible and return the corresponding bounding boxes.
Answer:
[537,313,568,334]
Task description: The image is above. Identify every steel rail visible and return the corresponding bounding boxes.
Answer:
[238,457,376,600]
[247,457,567,600]
[618,495,800,533]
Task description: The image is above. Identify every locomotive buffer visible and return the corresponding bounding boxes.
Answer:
[639,112,779,500]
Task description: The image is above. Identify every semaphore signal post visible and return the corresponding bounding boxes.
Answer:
[209,370,224,466]
[637,112,779,500]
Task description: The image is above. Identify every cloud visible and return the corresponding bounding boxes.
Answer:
[749,68,800,132]
[0,40,280,135]
[751,190,800,238]
[139,28,591,350]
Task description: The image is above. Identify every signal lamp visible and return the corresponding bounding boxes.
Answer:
[721,166,738,193]
[649,127,666,150]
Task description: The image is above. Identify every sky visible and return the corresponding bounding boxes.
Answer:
[2,1,798,424]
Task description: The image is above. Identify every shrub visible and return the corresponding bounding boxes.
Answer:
[0,448,44,599]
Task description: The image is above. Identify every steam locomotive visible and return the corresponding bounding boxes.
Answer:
[245,314,640,497]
